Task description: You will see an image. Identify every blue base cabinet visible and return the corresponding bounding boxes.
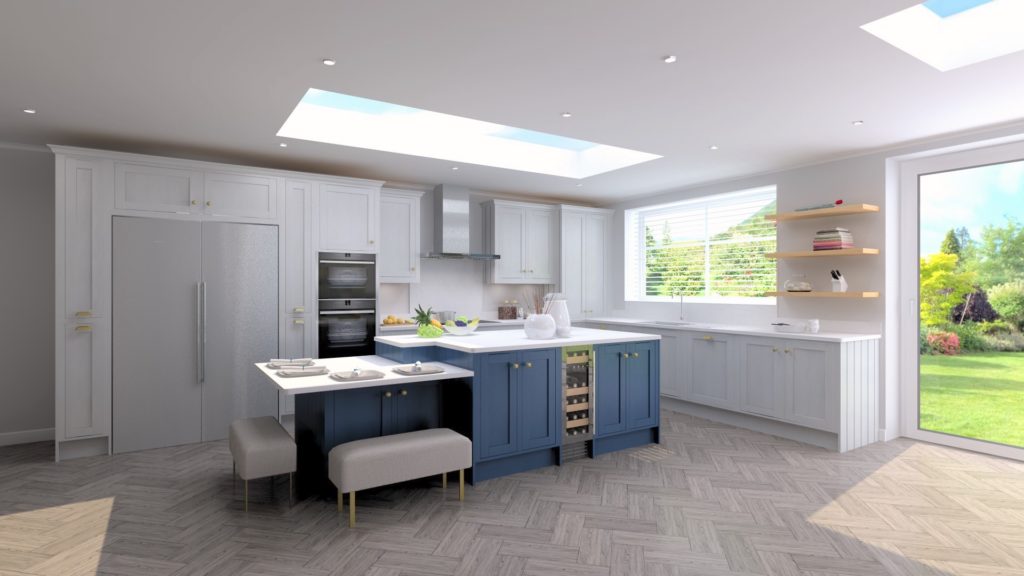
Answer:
[472,348,559,481]
[594,341,660,447]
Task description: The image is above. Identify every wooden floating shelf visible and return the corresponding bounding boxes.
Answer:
[767,248,879,258]
[768,203,879,222]
[767,291,879,299]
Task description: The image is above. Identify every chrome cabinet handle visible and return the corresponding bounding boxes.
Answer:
[400,389,408,396]
[384,391,392,398]
[201,281,207,383]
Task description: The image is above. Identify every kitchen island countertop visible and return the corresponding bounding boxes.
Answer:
[375,326,659,353]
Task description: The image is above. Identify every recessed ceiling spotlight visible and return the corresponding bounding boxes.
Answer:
[852,120,864,126]
[663,55,677,64]
[22,108,36,114]
[451,166,459,171]
[709,145,719,150]
[279,142,288,147]
[561,112,572,118]
[322,58,336,66]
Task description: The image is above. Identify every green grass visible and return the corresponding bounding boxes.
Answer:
[920,352,1024,447]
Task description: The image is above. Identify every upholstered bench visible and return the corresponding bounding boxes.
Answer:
[228,416,296,511]
[329,428,472,526]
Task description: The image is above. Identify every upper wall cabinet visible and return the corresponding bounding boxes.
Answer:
[379,189,424,283]
[484,200,558,284]
[317,183,380,253]
[115,163,277,220]
[560,206,611,319]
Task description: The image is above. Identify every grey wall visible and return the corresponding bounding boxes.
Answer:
[0,145,54,438]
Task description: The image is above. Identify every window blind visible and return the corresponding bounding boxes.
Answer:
[625,186,777,300]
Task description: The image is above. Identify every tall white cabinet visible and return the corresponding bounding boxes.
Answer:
[379,189,424,283]
[53,145,384,460]
[560,206,611,319]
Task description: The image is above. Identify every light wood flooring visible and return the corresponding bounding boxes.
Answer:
[2,409,1024,576]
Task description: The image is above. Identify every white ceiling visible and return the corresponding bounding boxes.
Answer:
[3,0,1024,203]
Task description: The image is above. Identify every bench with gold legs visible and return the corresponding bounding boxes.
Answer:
[328,428,472,527]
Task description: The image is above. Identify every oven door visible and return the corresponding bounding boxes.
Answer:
[318,252,376,300]
[318,303,376,358]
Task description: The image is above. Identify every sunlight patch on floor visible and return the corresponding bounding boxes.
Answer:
[0,497,114,576]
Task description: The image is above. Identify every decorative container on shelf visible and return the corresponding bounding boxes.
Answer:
[545,293,572,337]
[523,314,556,339]
[784,275,812,292]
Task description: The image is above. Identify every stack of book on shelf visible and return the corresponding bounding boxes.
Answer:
[813,228,854,251]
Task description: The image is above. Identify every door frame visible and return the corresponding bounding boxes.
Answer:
[897,139,1024,461]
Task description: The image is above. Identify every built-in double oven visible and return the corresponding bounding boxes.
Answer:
[318,252,376,358]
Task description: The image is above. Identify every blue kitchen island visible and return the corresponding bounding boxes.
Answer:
[263,327,660,496]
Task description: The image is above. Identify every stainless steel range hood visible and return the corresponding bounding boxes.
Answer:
[422,185,500,260]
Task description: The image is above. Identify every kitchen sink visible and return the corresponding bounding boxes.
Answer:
[652,320,693,326]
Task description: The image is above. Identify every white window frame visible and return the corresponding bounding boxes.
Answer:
[625,186,777,304]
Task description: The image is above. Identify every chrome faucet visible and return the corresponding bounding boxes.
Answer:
[679,293,686,322]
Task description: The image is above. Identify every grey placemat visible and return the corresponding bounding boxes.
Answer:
[276,366,329,378]
[392,364,445,375]
[329,370,386,382]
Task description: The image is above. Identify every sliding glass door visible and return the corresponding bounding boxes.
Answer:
[900,141,1024,460]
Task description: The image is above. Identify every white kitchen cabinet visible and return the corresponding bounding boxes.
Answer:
[484,200,558,284]
[379,189,424,283]
[115,162,201,214]
[282,179,314,353]
[737,337,785,418]
[658,334,683,398]
[785,341,837,432]
[203,171,277,220]
[55,155,113,452]
[317,183,379,253]
[115,163,277,220]
[560,206,611,319]
[682,332,736,410]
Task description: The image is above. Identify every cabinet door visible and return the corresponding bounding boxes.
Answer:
[581,214,608,317]
[202,172,277,220]
[318,183,379,253]
[64,158,108,319]
[525,207,556,283]
[115,162,201,214]
[329,387,386,444]
[517,349,559,451]
[379,192,420,282]
[560,211,584,319]
[785,341,837,432]
[493,205,525,282]
[684,334,734,409]
[477,352,518,459]
[595,344,626,437]
[659,334,682,398]
[388,384,440,436]
[625,341,658,430]
[738,338,784,418]
[283,180,313,317]
[64,321,110,439]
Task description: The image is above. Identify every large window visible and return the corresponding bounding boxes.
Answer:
[625,186,777,301]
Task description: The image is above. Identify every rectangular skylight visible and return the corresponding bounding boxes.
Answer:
[277,89,661,179]
[862,0,1024,71]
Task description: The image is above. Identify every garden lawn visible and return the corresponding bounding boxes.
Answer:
[920,352,1024,447]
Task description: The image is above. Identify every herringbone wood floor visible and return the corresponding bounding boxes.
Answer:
[2,410,1024,576]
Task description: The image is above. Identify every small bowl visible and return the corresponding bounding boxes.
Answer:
[443,321,479,336]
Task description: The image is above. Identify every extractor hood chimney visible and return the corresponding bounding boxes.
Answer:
[423,185,500,260]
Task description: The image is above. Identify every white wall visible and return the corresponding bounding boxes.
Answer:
[0,144,54,443]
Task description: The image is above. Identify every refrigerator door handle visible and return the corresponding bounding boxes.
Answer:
[201,281,207,383]
[196,282,202,384]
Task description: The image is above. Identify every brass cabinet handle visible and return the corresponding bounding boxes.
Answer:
[702,335,713,341]
[511,362,520,369]
[621,352,629,359]
[191,199,198,206]
[400,389,408,396]
[205,200,212,207]
[772,347,779,353]
[293,319,305,325]
[784,348,792,354]
[369,239,375,244]
[411,266,416,271]
[75,310,92,318]
[74,325,92,333]
[293,306,305,313]
[525,362,533,368]
[632,352,640,358]
[384,391,392,398]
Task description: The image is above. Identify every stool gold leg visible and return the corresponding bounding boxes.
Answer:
[337,489,343,512]
[349,491,356,528]
[244,480,249,512]
[442,472,447,491]
[459,469,464,501]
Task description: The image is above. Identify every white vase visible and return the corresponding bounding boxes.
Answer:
[547,297,572,337]
[523,314,556,339]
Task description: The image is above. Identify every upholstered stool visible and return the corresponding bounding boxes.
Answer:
[228,416,296,511]
[329,428,472,527]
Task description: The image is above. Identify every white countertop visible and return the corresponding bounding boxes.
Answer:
[375,326,660,353]
[255,356,474,395]
[379,318,526,333]
[582,317,880,343]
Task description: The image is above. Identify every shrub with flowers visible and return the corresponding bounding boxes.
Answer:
[926,331,961,355]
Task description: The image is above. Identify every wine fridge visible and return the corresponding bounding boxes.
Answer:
[562,345,594,457]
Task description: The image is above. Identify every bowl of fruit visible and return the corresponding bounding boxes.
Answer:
[413,305,444,338]
[443,315,480,336]
[382,314,416,327]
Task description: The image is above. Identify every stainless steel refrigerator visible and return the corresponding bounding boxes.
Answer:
[112,216,278,453]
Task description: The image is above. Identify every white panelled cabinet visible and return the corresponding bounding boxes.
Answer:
[484,200,558,284]
[317,183,379,253]
[55,155,113,457]
[379,189,424,283]
[560,206,611,319]
[680,332,736,410]
[114,163,277,221]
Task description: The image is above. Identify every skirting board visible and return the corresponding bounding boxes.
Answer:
[0,427,55,447]
[661,396,838,451]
